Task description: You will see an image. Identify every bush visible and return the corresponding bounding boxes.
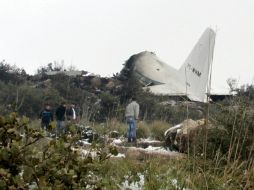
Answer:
[150,120,171,141]
[0,113,118,189]
[106,118,126,136]
[92,119,127,137]
[136,121,150,139]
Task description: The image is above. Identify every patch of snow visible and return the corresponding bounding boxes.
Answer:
[126,146,180,157]
[121,173,144,190]
[19,169,24,179]
[171,178,191,190]
[80,149,97,158]
[78,139,91,145]
[27,182,38,190]
[141,138,161,143]
[112,139,123,145]
[145,146,165,151]
[171,179,178,186]
[144,146,179,155]
[111,153,125,158]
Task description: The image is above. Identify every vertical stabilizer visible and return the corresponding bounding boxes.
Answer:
[179,28,216,102]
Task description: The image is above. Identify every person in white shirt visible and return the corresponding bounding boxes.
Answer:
[66,104,76,121]
[125,97,139,143]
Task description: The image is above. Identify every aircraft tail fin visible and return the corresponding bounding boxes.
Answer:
[179,28,216,102]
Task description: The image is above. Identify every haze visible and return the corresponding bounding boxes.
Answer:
[0,0,254,92]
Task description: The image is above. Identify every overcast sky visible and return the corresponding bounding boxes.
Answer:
[0,0,253,91]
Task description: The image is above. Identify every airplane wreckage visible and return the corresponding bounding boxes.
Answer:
[45,28,229,102]
[122,28,225,103]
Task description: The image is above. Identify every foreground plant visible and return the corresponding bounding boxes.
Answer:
[0,113,119,189]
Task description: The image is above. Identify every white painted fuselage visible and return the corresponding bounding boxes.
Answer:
[131,28,216,102]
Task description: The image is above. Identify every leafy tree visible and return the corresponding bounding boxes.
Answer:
[0,60,27,84]
[36,61,65,75]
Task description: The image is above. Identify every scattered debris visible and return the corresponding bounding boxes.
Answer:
[77,125,98,143]
[165,119,213,152]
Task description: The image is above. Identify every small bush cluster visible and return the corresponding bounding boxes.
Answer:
[0,113,127,189]
[136,121,150,139]
[150,121,171,141]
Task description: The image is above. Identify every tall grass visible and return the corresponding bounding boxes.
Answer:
[25,99,254,189]
[150,120,171,141]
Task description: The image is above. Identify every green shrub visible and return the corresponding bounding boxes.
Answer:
[0,113,116,189]
[150,120,171,141]
[136,121,150,139]
[106,119,126,136]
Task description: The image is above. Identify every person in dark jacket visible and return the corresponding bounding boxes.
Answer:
[55,102,66,137]
[40,105,53,131]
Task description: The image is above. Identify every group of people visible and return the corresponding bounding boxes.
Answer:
[40,97,140,143]
[40,102,77,136]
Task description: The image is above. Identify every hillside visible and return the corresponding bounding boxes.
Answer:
[1,60,254,189]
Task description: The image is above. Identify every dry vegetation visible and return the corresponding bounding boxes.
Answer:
[1,61,254,189]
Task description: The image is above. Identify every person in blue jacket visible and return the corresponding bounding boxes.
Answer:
[40,104,53,131]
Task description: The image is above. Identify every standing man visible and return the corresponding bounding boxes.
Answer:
[66,104,76,121]
[125,97,139,143]
[40,104,53,131]
[55,102,66,137]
